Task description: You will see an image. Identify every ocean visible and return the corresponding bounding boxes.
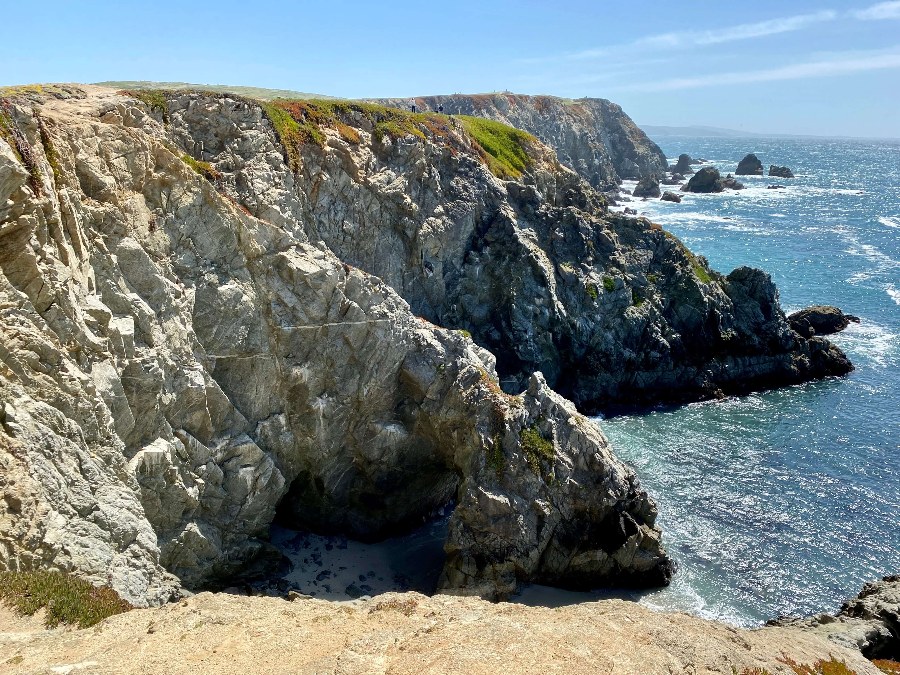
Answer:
[600,136,900,626]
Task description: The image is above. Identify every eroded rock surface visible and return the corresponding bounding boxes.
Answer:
[0,86,672,603]
[789,305,860,337]
[736,153,764,175]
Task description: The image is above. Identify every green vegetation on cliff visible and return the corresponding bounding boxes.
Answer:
[181,153,222,183]
[520,424,554,473]
[458,115,536,179]
[0,571,133,628]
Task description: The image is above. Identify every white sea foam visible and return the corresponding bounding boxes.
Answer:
[832,319,899,368]
[887,284,900,306]
[878,216,900,229]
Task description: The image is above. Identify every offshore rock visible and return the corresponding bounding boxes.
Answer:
[632,174,661,198]
[769,164,795,178]
[788,305,860,336]
[660,191,682,203]
[736,153,764,175]
[721,173,745,190]
[0,86,671,604]
[374,93,668,187]
[683,167,725,193]
[671,153,694,174]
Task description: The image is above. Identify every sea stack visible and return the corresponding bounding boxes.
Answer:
[736,153,764,175]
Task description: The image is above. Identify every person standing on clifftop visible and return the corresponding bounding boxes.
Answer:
[409,99,416,113]
[438,103,444,113]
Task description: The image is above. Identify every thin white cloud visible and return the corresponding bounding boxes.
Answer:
[616,48,900,92]
[637,11,838,48]
[853,1,900,20]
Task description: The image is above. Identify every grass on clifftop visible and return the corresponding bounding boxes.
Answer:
[261,99,453,171]
[0,570,133,628]
[457,115,536,179]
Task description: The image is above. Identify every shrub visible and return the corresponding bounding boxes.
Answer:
[0,570,133,628]
[457,115,536,179]
[181,154,222,183]
[487,433,505,478]
[586,283,599,300]
[520,424,554,474]
[874,660,900,674]
[603,276,616,293]
[123,89,169,123]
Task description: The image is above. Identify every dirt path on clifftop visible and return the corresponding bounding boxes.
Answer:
[0,592,879,675]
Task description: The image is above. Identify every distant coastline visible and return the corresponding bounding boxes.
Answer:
[640,123,900,142]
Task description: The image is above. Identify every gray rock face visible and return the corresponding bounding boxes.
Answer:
[671,154,694,175]
[373,94,669,188]
[788,305,860,336]
[769,164,795,178]
[0,86,672,605]
[633,174,661,198]
[736,153,764,176]
[660,191,682,203]
[773,576,900,661]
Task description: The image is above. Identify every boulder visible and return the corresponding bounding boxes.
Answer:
[660,191,682,203]
[632,174,661,198]
[671,153,694,174]
[721,173,745,190]
[767,185,785,190]
[788,306,860,336]
[768,165,794,178]
[736,153,764,176]
[661,174,682,185]
[682,167,724,193]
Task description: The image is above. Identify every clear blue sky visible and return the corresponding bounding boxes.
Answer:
[3,0,900,137]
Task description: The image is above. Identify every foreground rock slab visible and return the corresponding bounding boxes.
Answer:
[0,591,882,675]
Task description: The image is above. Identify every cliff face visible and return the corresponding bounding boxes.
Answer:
[0,85,851,606]
[0,86,671,605]
[374,93,669,187]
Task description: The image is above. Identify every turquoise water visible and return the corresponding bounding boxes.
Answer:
[599,137,900,626]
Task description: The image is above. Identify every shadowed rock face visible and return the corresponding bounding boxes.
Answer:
[373,93,669,188]
[769,164,795,178]
[788,305,860,336]
[633,174,661,198]
[736,153,764,176]
[0,86,672,605]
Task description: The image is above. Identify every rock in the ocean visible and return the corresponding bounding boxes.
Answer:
[671,153,694,174]
[682,167,724,193]
[788,306,860,336]
[736,153,764,176]
[660,191,682,203]
[721,173,745,190]
[769,165,795,178]
[767,184,785,190]
[633,174,661,198]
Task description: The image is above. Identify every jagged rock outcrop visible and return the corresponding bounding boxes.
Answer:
[166,95,847,414]
[789,305,860,336]
[0,86,673,605]
[736,153,764,176]
[769,164,795,178]
[721,173,745,190]
[660,191,682,203]
[374,94,668,187]
[671,153,694,174]
[773,576,900,662]
[632,174,661,198]
[683,167,725,193]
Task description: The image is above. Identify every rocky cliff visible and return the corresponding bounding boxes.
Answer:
[0,84,851,607]
[374,94,669,188]
[0,86,675,606]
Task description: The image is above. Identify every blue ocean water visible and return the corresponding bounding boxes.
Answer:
[599,137,900,626]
